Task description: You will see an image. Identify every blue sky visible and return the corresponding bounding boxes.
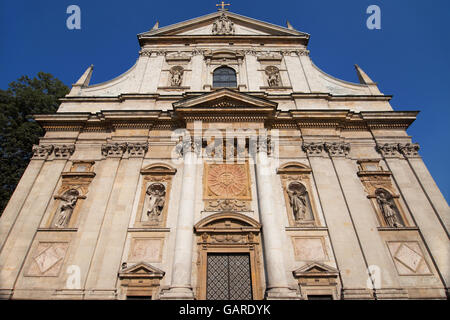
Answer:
[1,0,449,202]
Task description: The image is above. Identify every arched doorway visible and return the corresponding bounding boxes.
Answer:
[194,212,262,300]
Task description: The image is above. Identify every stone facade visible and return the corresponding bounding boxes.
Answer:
[0,9,448,300]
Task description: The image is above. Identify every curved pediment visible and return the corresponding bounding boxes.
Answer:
[277,162,312,175]
[140,163,177,175]
[195,212,261,233]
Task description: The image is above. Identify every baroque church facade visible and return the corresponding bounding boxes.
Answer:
[0,8,449,300]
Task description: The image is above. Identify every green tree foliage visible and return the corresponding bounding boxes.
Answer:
[0,72,69,215]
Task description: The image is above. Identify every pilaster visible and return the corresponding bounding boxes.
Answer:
[302,141,374,299]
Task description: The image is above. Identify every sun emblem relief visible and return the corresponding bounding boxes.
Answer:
[203,163,251,202]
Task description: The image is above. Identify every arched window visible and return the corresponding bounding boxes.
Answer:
[213,66,237,88]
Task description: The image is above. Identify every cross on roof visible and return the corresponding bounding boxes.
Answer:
[216,1,231,11]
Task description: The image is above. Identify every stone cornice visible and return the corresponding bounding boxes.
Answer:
[33,110,418,132]
[59,92,394,104]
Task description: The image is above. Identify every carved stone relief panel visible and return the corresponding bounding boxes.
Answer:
[25,242,69,277]
[292,237,329,262]
[128,238,164,263]
[203,163,252,213]
[265,66,281,87]
[387,241,432,275]
[211,13,235,35]
[134,163,176,228]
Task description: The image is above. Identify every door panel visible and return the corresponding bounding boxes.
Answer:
[206,253,252,300]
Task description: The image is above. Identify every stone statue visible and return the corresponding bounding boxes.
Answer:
[212,13,234,35]
[376,189,403,227]
[287,182,308,221]
[54,189,79,228]
[146,183,166,221]
[265,66,280,87]
[170,66,183,87]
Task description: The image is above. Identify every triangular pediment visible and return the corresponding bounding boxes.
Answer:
[293,262,339,277]
[173,88,277,109]
[138,11,309,38]
[119,262,165,278]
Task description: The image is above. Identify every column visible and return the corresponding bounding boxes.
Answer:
[303,142,373,299]
[160,139,199,299]
[255,140,299,299]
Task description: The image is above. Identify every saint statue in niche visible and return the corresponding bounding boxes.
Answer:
[146,183,166,222]
[170,66,183,87]
[54,189,79,228]
[265,66,281,87]
[376,189,403,227]
[287,182,310,222]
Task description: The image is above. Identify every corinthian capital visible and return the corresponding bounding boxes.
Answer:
[32,144,54,160]
[101,142,127,158]
[324,142,351,157]
[302,142,325,157]
[127,142,149,158]
[375,143,401,158]
[398,143,420,158]
[53,144,75,159]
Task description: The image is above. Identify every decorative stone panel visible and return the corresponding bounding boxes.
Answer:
[25,242,69,277]
[387,241,432,275]
[128,238,164,263]
[292,237,328,261]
